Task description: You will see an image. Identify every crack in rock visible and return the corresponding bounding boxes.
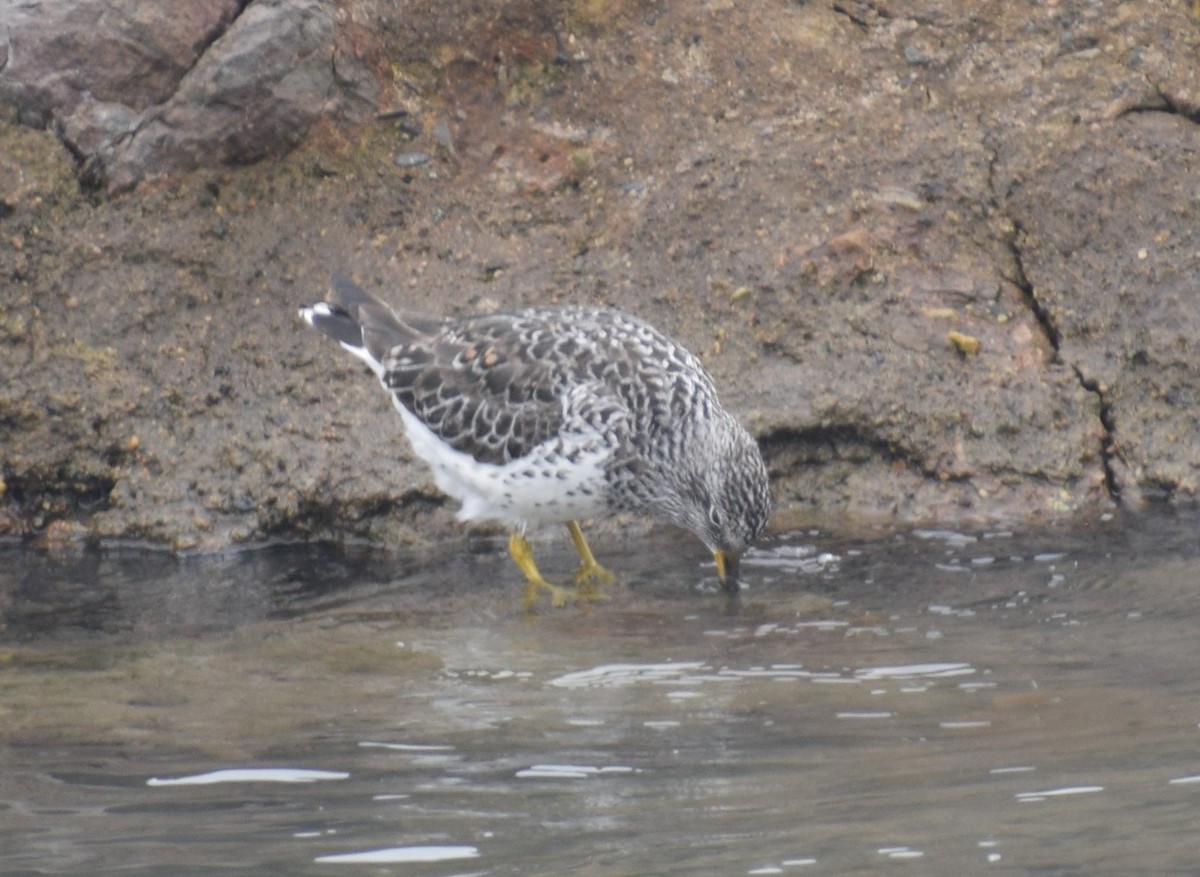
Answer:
[1117,77,1200,125]
[1004,220,1120,504]
[1070,365,1120,502]
[1003,220,1061,353]
[1,24,11,75]
[831,2,881,31]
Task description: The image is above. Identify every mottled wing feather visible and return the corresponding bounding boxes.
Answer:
[381,314,572,466]
[378,303,720,474]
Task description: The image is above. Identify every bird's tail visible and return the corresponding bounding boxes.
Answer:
[299,274,438,376]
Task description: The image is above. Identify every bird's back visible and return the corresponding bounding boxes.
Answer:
[312,280,719,468]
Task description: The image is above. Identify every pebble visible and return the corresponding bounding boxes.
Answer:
[394,151,432,168]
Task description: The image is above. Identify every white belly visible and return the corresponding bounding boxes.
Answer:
[393,400,610,529]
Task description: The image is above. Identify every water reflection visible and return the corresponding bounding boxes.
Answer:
[3,513,1200,874]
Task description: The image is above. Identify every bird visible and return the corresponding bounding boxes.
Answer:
[299,274,771,608]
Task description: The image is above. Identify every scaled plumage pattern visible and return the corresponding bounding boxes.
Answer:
[300,275,770,607]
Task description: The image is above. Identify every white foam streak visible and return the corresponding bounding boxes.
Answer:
[314,845,479,864]
[516,764,638,779]
[855,663,974,680]
[1016,785,1104,802]
[148,768,348,787]
[549,662,708,688]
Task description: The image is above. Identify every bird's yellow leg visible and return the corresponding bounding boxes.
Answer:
[508,532,575,610]
[567,521,614,596]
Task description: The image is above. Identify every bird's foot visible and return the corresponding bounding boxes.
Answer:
[521,574,611,611]
[521,578,578,612]
[571,559,614,603]
[566,521,614,598]
[511,530,611,611]
[572,558,615,587]
[511,533,572,611]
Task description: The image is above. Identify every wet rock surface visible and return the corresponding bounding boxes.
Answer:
[2,0,1199,550]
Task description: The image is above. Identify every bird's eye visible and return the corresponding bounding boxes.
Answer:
[708,505,723,528]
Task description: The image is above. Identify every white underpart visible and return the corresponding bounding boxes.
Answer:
[392,397,610,529]
[343,341,386,378]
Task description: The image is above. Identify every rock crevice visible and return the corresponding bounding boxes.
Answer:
[1003,218,1120,505]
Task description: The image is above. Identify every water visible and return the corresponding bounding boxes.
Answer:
[3,514,1200,876]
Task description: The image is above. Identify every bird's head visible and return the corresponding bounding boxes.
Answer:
[676,424,771,595]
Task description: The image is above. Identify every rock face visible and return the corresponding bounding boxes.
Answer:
[1,2,242,126]
[1006,113,1200,506]
[0,0,378,192]
[2,0,1200,551]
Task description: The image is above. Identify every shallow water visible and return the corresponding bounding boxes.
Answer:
[3,513,1200,876]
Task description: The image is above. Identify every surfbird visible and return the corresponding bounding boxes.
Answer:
[299,275,770,607]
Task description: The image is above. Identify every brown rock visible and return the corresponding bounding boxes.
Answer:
[0,0,380,192]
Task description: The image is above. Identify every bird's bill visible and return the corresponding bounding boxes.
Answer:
[713,550,742,595]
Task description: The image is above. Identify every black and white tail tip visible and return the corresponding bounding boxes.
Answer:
[299,296,383,377]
